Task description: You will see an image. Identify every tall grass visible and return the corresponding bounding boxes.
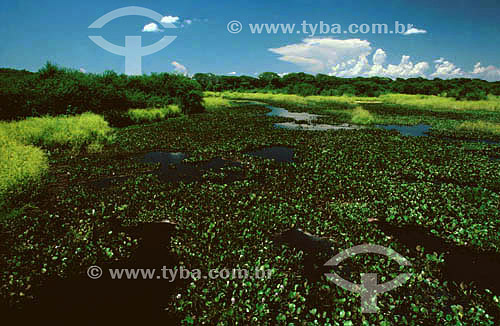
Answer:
[221,91,500,113]
[350,106,375,125]
[127,105,181,123]
[0,112,113,205]
[457,121,500,135]
[220,92,373,110]
[379,94,500,112]
[0,133,48,203]
[203,96,237,112]
[0,112,113,151]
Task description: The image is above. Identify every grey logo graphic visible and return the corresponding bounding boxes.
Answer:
[88,6,177,75]
[324,244,412,313]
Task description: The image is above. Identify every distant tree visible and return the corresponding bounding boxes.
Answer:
[258,72,281,89]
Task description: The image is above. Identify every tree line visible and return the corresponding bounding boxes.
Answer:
[0,63,204,121]
[193,72,500,100]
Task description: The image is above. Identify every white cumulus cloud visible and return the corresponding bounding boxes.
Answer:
[403,27,428,35]
[171,61,188,75]
[161,16,180,24]
[269,38,372,73]
[471,62,500,81]
[269,38,429,79]
[430,58,464,78]
[142,23,161,32]
[372,49,387,66]
[227,72,237,75]
[267,37,500,81]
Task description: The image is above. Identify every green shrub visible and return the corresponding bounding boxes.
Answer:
[350,106,375,125]
[179,90,205,114]
[457,121,500,135]
[0,63,203,120]
[127,105,181,123]
[0,134,48,203]
[0,112,113,150]
[203,97,236,112]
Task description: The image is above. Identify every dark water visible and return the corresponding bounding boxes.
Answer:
[12,220,184,324]
[375,220,500,295]
[143,152,187,165]
[247,146,294,163]
[141,153,243,183]
[376,124,431,137]
[90,147,299,189]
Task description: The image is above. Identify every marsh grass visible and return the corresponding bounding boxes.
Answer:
[379,94,500,112]
[203,96,237,112]
[221,92,500,114]
[0,134,48,203]
[127,105,181,123]
[0,112,113,203]
[0,112,113,151]
[457,121,500,135]
[220,92,361,110]
[350,106,376,125]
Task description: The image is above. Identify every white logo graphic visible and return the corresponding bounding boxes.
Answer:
[88,6,177,75]
[324,244,412,313]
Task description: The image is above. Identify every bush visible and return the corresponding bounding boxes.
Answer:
[0,134,48,203]
[202,97,236,112]
[457,121,500,135]
[179,90,205,114]
[127,105,181,123]
[0,63,204,120]
[350,106,375,125]
[293,83,319,97]
[0,112,113,150]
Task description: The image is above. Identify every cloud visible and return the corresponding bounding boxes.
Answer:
[171,61,188,75]
[161,16,180,24]
[268,37,500,81]
[382,56,430,78]
[372,49,387,66]
[269,38,372,73]
[142,23,161,32]
[79,68,87,73]
[143,16,204,32]
[270,38,430,78]
[471,62,500,81]
[227,72,237,75]
[403,27,427,35]
[430,58,464,78]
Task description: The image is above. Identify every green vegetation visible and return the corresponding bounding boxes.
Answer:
[203,96,238,112]
[350,106,375,125]
[0,135,48,204]
[379,94,500,112]
[194,72,500,99]
[1,99,499,325]
[127,105,181,123]
[0,63,203,120]
[220,91,500,140]
[458,121,500,136]
[0,112,113,151]
[0,112,113,205]
[1,67,500,324]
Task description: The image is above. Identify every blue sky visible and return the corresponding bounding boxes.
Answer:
[1,0,499,80]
